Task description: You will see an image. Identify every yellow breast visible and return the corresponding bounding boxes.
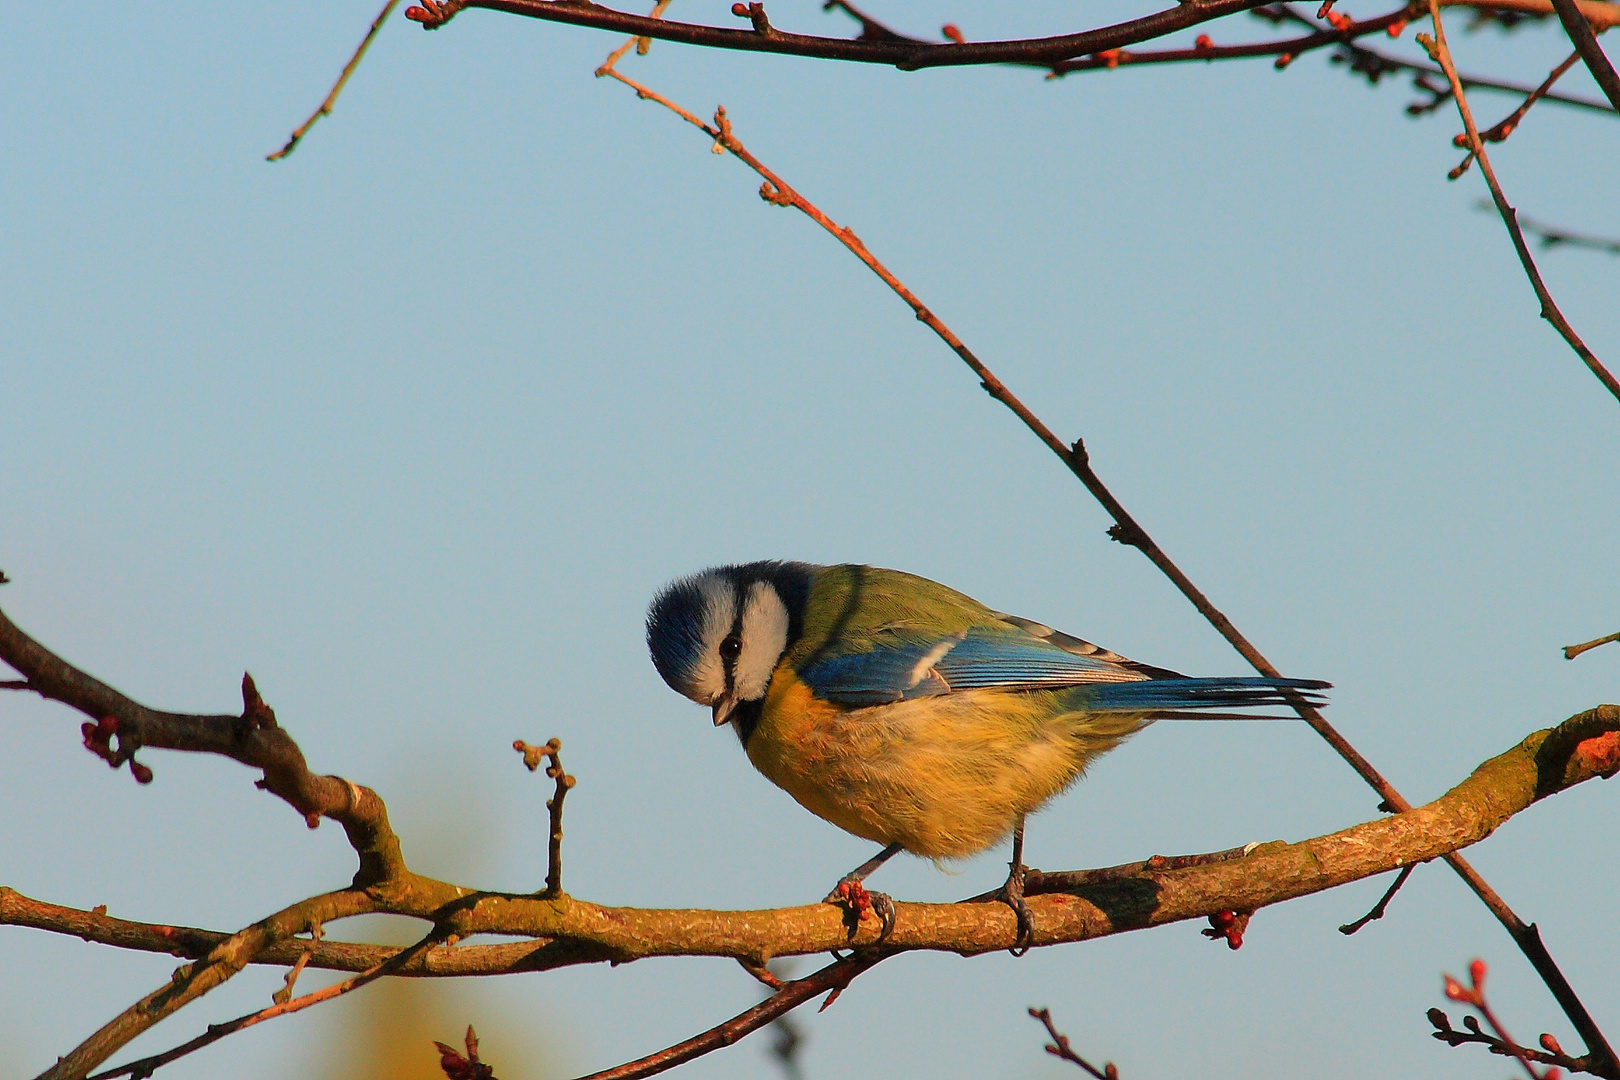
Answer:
[741,661,1147,859]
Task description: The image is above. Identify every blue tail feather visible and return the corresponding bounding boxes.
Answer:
[1082,676,1328,714]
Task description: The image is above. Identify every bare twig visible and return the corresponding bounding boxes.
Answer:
[1566,631,1620,658]
[737,957,785,990]
[268,0,402,161]
[1419,0,1620,407]
[1450,50,1581,176]
[1478,50,1582,140]
[1339,863,1416,934]
[514,738,576,896]
[821,0,1619,118]
[1440,959,1563,1080]
[598,0,674,68]
[566,951,890,1080]
[1242,5,1617,118]
[272,920,323,1004]
[1030,1007,1118,1080]
[1430,1001,1600,1076]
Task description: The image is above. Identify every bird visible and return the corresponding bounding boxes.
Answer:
[645,561,1328,953]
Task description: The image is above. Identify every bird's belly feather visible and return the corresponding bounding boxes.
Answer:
[746,664,1147,859]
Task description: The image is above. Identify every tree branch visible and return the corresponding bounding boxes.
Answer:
[0,602,408,885]
[33,890,376,1080]
[267,0,402,161]
[407,0,1620,64]
[1547,0,1620,109]
[9,703,1619,968]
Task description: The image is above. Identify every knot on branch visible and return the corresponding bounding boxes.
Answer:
[405,0,465,30]
[242,673,278,733]
[81,714,154,784]
[730,2,776,36]
[1106,522,1150,549]
[1532,708,1620,801]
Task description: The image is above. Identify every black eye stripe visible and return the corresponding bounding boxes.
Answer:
[720,588,746,689]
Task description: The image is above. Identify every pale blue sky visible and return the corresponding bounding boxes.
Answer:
[2,4,1617,1079]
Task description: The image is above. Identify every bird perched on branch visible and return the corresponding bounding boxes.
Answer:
[646,561,1328,953]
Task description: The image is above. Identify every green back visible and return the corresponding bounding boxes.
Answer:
[787,564,1004,666]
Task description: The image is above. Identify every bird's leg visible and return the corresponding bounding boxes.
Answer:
[996,815,1035,956]
[825,842,902,942]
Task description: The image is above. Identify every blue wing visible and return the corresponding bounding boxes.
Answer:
[796,621,1330,712]
[797,625,1145,707]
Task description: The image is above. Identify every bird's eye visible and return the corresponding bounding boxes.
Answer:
[719,635,742,662]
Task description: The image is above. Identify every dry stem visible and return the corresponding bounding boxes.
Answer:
[268,0,402,161]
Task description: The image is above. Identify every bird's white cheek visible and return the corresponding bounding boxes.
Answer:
[734,582,789,700]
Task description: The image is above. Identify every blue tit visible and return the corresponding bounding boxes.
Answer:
[645,561,1328,951]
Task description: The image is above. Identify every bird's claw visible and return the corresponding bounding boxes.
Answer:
[996,862,1035,956]
[827,879,897,943]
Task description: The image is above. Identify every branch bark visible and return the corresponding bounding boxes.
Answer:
[413,0,1620,64]
[1547,0,1620,109]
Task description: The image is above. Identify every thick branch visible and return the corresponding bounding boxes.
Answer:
[0,889,554,977]
[0,603,407,885]
[11,709,1619,969]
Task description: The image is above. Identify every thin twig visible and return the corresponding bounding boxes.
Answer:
[272,920,323,1004]
[1339,863,1416,934]
[268,0,402,161]
[1418,3,1620,406]
[565,951,890,1080]
[1029,1007,1117,1080]
[598,0,673,68]
[1565,631,1620,659]
[1430,1005,1600,1076]
[514,738,576,896]
[1450,50,1581,176]
[1442,960,1560,1080]
[1242,5,1616,117]
[1479,50,1582,141]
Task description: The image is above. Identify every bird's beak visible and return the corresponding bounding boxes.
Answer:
[711,698,735,727]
